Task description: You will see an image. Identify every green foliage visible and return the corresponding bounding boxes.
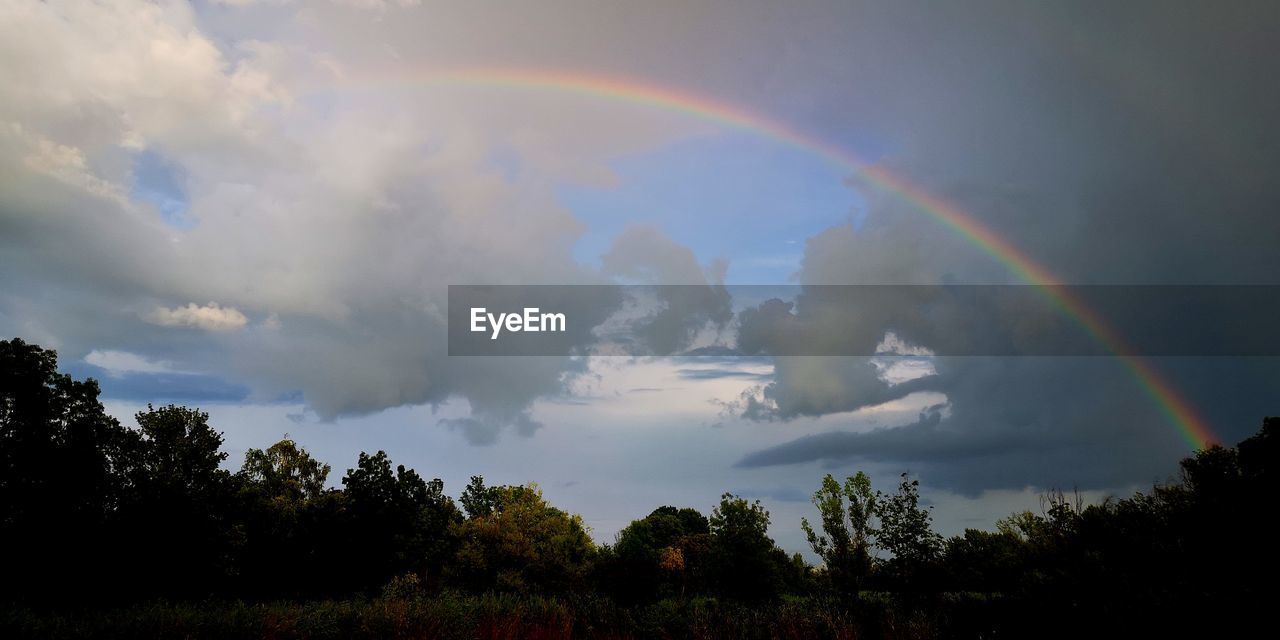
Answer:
[994,510,1042,541]
[460,474,499,518]
[238,438,331,506]
[801,472,876,593]
[235,438,341,598]
[709,493,771,548]
[606,506,711,602]
[381,572,425,600]
[708,493,797,601]
[451,481,595,593]
[875,473,942,569]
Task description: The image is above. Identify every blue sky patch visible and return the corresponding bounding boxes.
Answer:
[67,361,250,404]
[560,132,866,284]
[130,149,191,227]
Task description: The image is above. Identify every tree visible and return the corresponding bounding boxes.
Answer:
[995,510,1045,542]
[340,451,461,591]
[801,472,877,593]
[451,481,595,593]
[1237,416,1280,487]
[708,493,793,601]
[235,438,339,597]
[130,404,229,491]
[238,437,331,506]
[941,528,1026,593]
[0,338,131,600]
[460,474,499,518]
[608,505,711,601]
[117,404,239,598]
[876,473,941,562]
[875,472,941,589]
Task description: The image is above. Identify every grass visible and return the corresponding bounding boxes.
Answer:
[0,592,1019,639]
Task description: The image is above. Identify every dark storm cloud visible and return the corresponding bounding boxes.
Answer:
[737,353,1280,494]
[724,1,1280,493]
[731,357,935,421]
[734,286,1280,357]
[806,1,1280,287]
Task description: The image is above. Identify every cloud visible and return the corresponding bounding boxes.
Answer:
[146,303,249,331]
[602,225,723,286]
[0,1,708,442]
[720,1,1280,493]
[675,368,772,381]
[439,413,542,447]
[84,350,179,375]
[599,226,734,354]
[330,0,422,9]
[0,2,784,446]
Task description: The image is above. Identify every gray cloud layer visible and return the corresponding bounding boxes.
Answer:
[726,1,1280,491]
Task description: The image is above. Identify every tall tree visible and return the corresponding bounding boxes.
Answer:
[609,505,711,601]
[0,338,131,600]
[239,438,331,506]
[876,472,942,589]
[801,472,877,593]
[118,404,238,598]
[709,493,794,601]
[340,451,461,591]
[235,438,339,597]
[451,481,595,593]
[460,474,499,518]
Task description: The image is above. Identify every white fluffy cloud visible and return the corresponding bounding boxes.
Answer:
[0,0,712,443]
[84,350,179,375]
[146,303,249,331]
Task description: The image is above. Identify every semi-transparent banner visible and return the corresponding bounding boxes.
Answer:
[447,284,1280,356]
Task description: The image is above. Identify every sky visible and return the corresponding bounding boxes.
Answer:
[2,0,1279,559]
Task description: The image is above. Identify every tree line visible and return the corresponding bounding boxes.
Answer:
[2,337,1275,633]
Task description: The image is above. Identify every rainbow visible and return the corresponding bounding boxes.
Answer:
[329,67,1219,450]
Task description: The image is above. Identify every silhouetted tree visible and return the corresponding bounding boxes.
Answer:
[708,493,794,601]
[116,404,239,598]
[5,337,1279,634]
[0,338,131,601]
[940,528,1025,594]
[339,451,462,592]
